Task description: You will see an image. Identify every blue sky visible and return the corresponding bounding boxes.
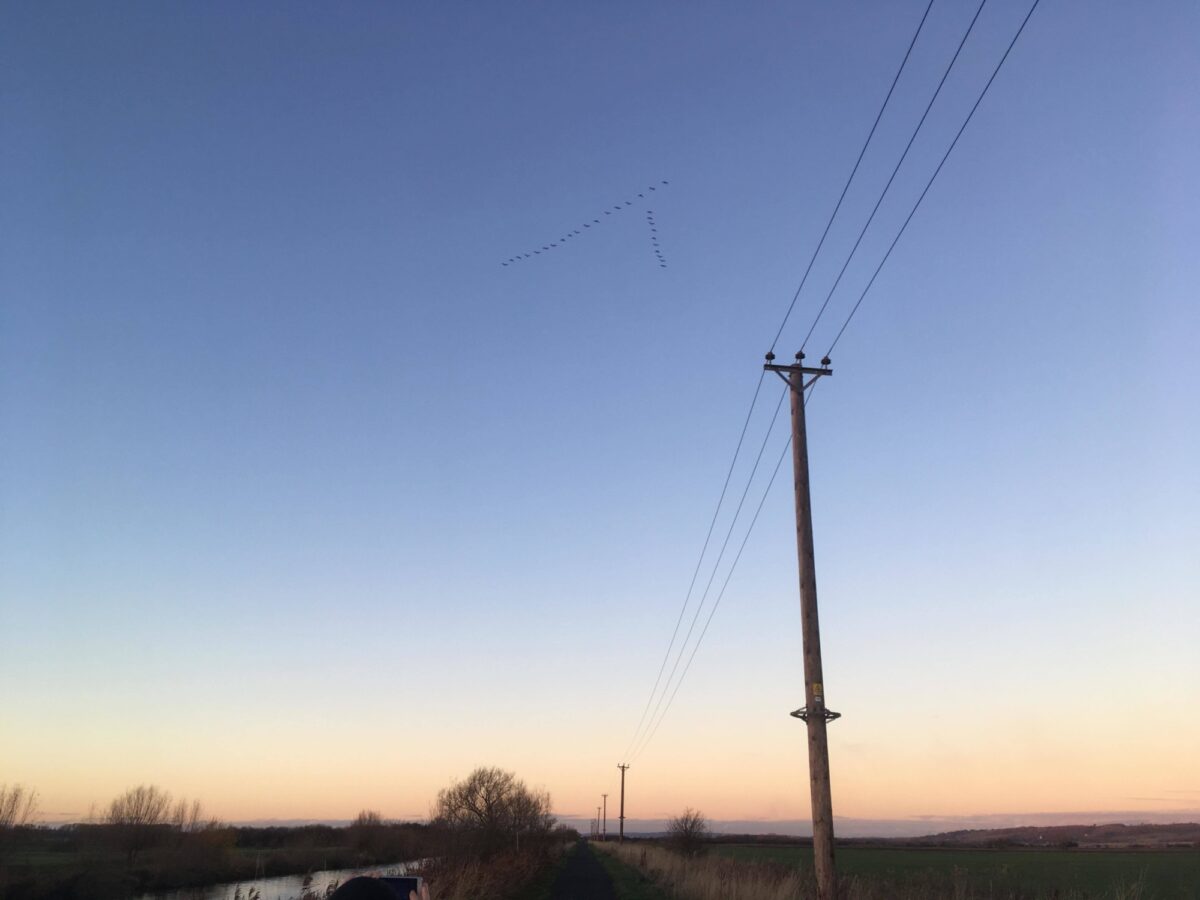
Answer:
[2,1,1198,827]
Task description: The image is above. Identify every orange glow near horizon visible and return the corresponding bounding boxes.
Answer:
[13,693,1200,828]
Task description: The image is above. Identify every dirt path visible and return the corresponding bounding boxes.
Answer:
[548,842,617,900]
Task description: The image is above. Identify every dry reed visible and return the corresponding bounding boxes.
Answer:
[598,843,806,900]
[414,847,559,900]
[595,841,1153,900]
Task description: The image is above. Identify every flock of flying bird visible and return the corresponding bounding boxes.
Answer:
[500,180,669,268]
[645,208,666,268]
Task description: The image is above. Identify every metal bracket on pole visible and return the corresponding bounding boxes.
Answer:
[790,706,841,723]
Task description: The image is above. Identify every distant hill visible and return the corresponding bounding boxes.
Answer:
[702,822,1200,849]
[909,822,1200,849]
[562,812,1200,841]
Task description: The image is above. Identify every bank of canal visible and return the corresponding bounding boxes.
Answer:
[137,861,419,900]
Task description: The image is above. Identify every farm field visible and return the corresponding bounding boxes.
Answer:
[714,844,1200,898]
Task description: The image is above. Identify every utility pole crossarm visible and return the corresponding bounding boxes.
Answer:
[764,352,832,384]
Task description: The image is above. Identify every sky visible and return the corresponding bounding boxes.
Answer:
[2,1,1198,835]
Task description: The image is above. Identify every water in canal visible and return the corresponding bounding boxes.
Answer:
[138,860,420,900]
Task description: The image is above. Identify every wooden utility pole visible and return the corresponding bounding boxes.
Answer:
[617,764,629,842]
[602,793,608,841]
[764,350,839,900]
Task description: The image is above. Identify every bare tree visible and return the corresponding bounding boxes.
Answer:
[349,809,385,853]
[433,767,554,856]
[0,784,39,862]
[0,784,38,830]
[173,798,203,833]
[667,807,710,857]
[107,785,173,866]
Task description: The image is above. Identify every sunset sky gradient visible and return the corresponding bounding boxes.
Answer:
[2,1,1198,833]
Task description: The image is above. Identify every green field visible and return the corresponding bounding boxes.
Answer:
[714,844,1200,899]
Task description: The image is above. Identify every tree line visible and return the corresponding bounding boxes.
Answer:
[3,773,719,900]
[1,769,578,900]
[1,783,440,900]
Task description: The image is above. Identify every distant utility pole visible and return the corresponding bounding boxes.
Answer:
[764,350,839,900]
[602,793,608,841]
[617,764,629,842]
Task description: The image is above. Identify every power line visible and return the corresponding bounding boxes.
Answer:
[634,0,1041,759]
[623,0,938,762]
[798,0,989,351]
[768,0,937,354]
[826,0,1042,355]
[621,371,768,760]
[631,435,791,761]
[627,384,789,759]
[620,0,1041,765]
[625,0,966,761]
[630,386,819,761]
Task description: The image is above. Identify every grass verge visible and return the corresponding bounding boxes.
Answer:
[514,843,574,900]
[596,840,1179,900]
[591,843,680,900]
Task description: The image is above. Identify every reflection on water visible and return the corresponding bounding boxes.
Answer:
[138,861,419,900]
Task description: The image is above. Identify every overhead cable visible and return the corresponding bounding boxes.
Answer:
[621,371,768,760]
[624,0,943,761]
[625,384,788,758]
[826,0,1042,355]
[799,0,989,351]
[768,0,937,353]
[631,386,818,761]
